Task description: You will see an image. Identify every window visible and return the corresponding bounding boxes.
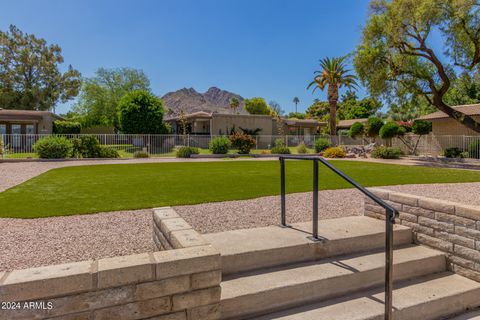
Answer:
[26,124,35,134]
[0,124,6,135]
[12,124,21,134]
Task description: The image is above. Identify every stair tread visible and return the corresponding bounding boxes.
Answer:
[449,310,480,320]
[205,216,410,257]
[221,245,444,300]
[249,273,480,320]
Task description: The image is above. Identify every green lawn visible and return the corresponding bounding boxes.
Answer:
[1,160,480,218]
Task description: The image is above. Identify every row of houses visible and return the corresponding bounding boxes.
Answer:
[1,104,480,137]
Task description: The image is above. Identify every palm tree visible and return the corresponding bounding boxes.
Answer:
[292,97,300,113]
[307,56,357,136]
[229,97,240,114]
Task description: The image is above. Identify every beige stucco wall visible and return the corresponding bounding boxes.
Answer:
[211,114,275,135]
[431,116,480,136]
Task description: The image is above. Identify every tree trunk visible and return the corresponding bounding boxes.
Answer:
[433,95,480,133]
[328,85,338,137]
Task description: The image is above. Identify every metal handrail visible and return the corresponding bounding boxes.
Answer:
[279,155,397,320]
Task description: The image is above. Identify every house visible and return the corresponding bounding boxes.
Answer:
[0,109,62,135]
[166,112,325,136]
[418,104,480,136]
[337,118,369,132]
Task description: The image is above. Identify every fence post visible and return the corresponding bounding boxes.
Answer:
[312,159,319,240]
[280,157,286,227]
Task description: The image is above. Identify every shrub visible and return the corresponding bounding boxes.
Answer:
[371,146,402,159]
[444,147,464,158]
[99,147,120,158]
[53,120,81,134]
[412,120,432,135]
[134,150,150,158]
[337,129,349,136]
[365,117,384,137]
[322,147,346,158]
[468,140,480,159]
[349,122,365,138]
[71,136,102,158]
[297,142,308,154]
[314,138,331,153]
[379,122,400,139]
[33,136,73,159]
[229,132,256,154]
[118,90,169,134]
[209,136,231,154]
[271,139,291,154]
[176,146,199,158]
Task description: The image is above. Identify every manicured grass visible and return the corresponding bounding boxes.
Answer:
[1,160,480,218]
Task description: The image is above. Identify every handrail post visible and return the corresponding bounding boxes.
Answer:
[385,208,394,320]
[280,157,286,227]
[312,159,319,239]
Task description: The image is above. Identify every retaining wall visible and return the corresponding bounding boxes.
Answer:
[364,188,480,282]
[0,207,221,320]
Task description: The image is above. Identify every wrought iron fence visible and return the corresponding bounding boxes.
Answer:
[0,133,479,159]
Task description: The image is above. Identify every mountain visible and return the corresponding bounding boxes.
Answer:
[162,87,246,117]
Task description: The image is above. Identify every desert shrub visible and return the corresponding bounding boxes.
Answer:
[176,146,199,158]
[349,122,365,138]
[33,136,73,159]
[71,136,102,158]
[371,146,402,159]
[468,140,480,159]
[444,147,464,158]
[365,117,384,137]
[271,139,290,154]
[53,120,81,134]
[314,138,331,153]
[322,146,346,158]
[134,150,150,158]
[379,122,400,139]
[209,136,231,154]
[99,147,120,158]
[297,142,308,154]
[229,132,256,154]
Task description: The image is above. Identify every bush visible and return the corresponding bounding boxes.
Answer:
[99,147,120,158]
[229,132,256,154]
[271,139,290,154]
[371,146,402,159]
[134,150,150,158]
[444,147,464,158]
[379,122,400,139]
[412,120,432,135]
[53,120,81,134]
[176,146,199,158]
[468,140,480,159]
[337,129,349,136]
[314,138,331,153]
[365,117,384,137]
[71,136,102,158]
[297,142,308,154]
[322,147,346,158]
[209,136,231,154]
[349,122,365,138]
[33,136,73,159]
[118,90,169,134]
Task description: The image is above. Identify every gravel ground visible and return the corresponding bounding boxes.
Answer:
[1,182,479,272]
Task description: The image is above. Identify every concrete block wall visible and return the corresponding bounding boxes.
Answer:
[0,207,221,320]
[364,188,480,282]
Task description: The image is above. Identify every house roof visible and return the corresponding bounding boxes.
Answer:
[337,118,369,128]
[0,108,62,121]
[283,119,322,127]
[418,104,480,120]
[166,111,213,121]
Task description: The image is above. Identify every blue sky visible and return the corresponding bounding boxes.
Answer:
[0,0,371,114]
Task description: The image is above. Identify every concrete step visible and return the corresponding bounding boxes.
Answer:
[220,245,445,320]
[249,272,480,320]
[449,310,480,320]
[204,216,412,275]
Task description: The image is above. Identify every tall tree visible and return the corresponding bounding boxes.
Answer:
[268,100,284,116]
[0,25,81,111]
[229,97,240,114]
[244,97,271,115]
[307,56,358,135]
[72,67,150,129]
[338,90,382,120]
[354,0,480,133]
[292,96,300,113]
